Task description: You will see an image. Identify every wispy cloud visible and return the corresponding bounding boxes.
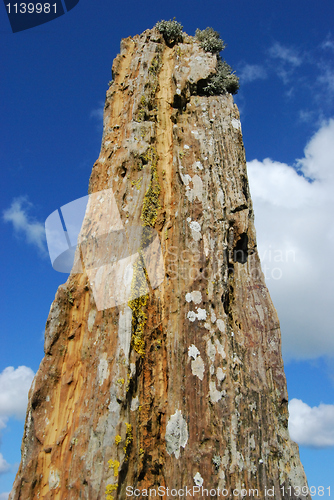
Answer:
[3,197,46,253]
[0,493,9,500]
[90,101,105,122]
[289,398,334,448]
[321,35,334,52]
[238,63,267,83]
[317,64,334,94]
[269,42,303,67]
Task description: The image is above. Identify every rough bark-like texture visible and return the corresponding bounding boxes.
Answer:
[10,28,310,500]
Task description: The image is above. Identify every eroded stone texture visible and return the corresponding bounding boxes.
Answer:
[10,27,310,500]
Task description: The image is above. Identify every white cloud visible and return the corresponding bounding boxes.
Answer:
[269,42,303,67]
[239,64,267,83]
[90,101,105,121]
[289,398,334,448]
[0,493,9,500]
[0,454,10,475]
[247,119,334,360]
[321,36,334,52]
[0,366,35,421]
[3,197,46,253]
[317,64,334,95]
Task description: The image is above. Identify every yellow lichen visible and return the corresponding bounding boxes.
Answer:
[135,49,162,122]
[131,177,142,191]
[139,448,145,457]
[117,378,125,385]
[106,484,118,500]
[115,435,122,445]
[140,146,160,228]
[123,423,133,458]
[108,460,120,477]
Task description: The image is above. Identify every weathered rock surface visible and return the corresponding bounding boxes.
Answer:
[10,27,310,499]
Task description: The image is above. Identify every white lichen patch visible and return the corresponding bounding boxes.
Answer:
[118,305,132,358]
[193,472,203,487]
[197,308,207,320]
[209,381,226,403]
[215,339,226,359]
[191,356,205,380]
[187,308,207,322]
[48,468,60,490]
[88,309,96,333]
[216,367,226,382]
[193,160,203,170]
[189,220,201,232]
[188,219,202,241]
[206,339,216,364]
[185,290,202,304]
[130,395,140,412]
[188,344,200,359]
[216,319,225,334]
[217,188,225,206]
[185,174,203,202]
[97,354,109,386]
[187,311,197,322]
[210,310,216,323]
[249,434,256,450]
[231,118,241,130]
[165,410,188,459]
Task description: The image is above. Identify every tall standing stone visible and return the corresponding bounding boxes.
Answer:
[10,27,310,500]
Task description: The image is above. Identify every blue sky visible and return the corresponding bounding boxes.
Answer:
[1,0,334,496]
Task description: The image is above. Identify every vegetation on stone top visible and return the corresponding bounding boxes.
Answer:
[195,26,239,95]
[155,19,183,46]
[195,27,226,54]
[154,19,239,95]
[202,59,239,95]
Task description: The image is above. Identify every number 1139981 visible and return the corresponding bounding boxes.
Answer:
[6,3,57,14]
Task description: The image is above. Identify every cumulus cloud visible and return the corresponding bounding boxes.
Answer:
[289,398,334,448]
[0,366,35,422]
[3,197,46,253]
[247,119,334,360]
[239,64,267,83]
[0,454,10,475]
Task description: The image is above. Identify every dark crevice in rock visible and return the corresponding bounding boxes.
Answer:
[230,203,248,214]
[233,233,248,264]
